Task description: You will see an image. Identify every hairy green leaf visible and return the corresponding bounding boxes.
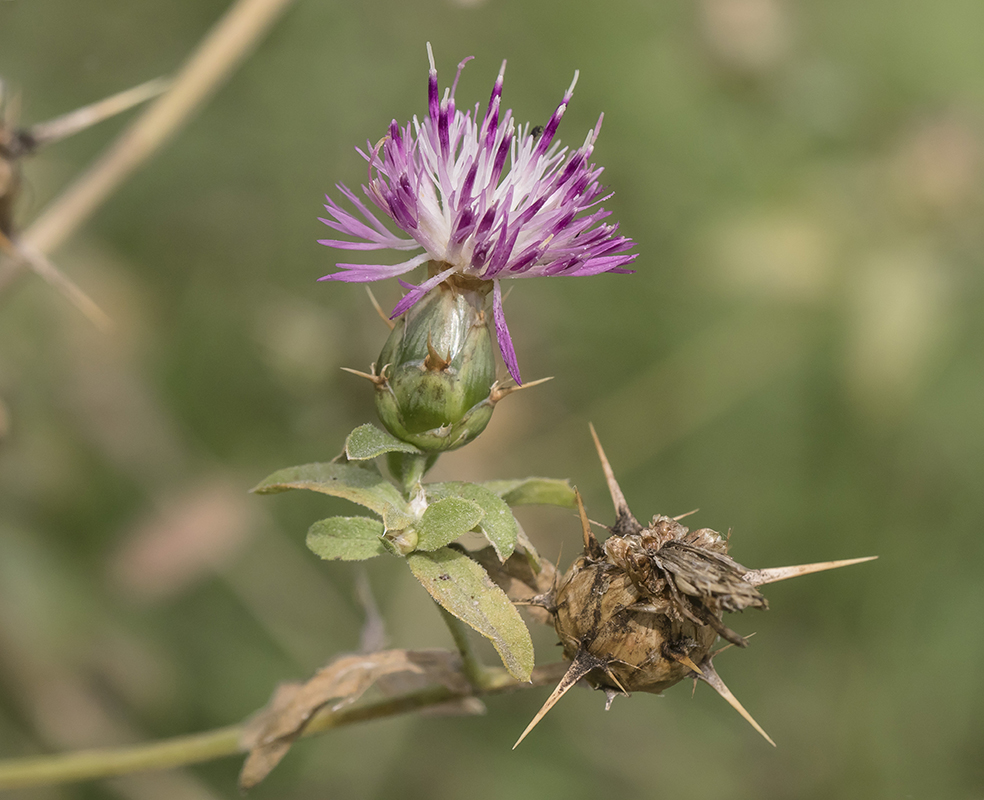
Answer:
[251,461,412,529]
[345,423,422,461]
[414,497,485,552]
[427,482,518,560]
[306,516,387,561]
[407,547,534,681]
[479,477,576,508]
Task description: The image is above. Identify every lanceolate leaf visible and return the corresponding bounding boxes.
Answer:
[407,547,534,681]
[251,461,412,529]
[414,497,485,552]
[345,423,422,461]
[479,478,576,509]
[427,482,519,560]
[306,517,387,561]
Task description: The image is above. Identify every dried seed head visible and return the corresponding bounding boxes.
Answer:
[514,426,876,748]
[553,554,719,694]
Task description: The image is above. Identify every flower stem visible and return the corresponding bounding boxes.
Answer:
[0,726,243,790]
[0,662,568,790]
[386,451,438,494]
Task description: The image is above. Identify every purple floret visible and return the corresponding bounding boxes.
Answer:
[318,43,636,383]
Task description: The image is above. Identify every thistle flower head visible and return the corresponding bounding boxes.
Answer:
[512,426,878,748]
[318,44,637,383]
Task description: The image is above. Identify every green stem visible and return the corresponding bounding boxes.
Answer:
[386,451,438,494]
[0,726,242,790]
[0,662,568,791]
[435,604,497,690]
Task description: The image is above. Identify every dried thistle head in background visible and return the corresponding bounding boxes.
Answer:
[0,77,167,333]
[515,426,875,747]
[0,76,168,240]
[0,79,31,238]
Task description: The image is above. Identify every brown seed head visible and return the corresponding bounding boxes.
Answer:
[552,509,757,697]
[513,426,876,749]
[553,555,718,694]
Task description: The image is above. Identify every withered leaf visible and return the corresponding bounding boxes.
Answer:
[239,649,469,790]
[656,541,767,613]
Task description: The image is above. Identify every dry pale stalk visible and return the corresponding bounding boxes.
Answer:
[0,0,296,311]
[22,0,296,258]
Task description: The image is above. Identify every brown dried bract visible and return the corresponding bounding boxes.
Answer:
[514,425,876,748]
[239,649,470,790]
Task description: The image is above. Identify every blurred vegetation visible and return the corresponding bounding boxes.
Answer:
[2,0,983,797]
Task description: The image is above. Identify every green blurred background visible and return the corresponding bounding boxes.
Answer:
[2,0,983,797]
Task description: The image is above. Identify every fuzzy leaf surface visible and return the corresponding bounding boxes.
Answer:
[306,516,387,561]
[427,482,518,560]
[251,461,412,529]
[479,478,576,508]
[345,423,422,461]
[407,547,534,681]
[414,497,485,552]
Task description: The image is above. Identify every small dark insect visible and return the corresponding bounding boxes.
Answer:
[529,125,544,140]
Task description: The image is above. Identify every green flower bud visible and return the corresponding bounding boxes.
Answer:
[373,275,497,452]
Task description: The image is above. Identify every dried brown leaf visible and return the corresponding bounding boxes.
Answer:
[239,649,468,790]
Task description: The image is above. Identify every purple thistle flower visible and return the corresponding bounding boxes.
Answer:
[318,44,636,384]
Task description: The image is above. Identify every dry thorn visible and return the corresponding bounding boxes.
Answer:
[424,332,451,371]
[574,489,601,560]
[666,652,705,676]
[709,631,756,660]
[697,659,775,747]
[0,231,112,332]
[364,286,394,329]
[743,556,877,587]
[601,667,629,695]
[489,376,552,404]
[340,366,385,387]
[513,650,603,749]
[588,423,642,535]
[27,77,172,150]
